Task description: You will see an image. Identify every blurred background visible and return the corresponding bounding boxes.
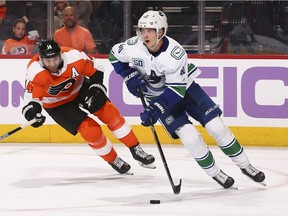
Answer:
[1,0,288,54]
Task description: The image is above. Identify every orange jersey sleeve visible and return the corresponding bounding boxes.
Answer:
[1,36,36,54]
[54,26,96,53]
[25,47,97,108]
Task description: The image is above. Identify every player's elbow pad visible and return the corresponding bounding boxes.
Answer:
[110,59,132,78]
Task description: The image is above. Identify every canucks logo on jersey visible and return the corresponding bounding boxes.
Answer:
[127,37,139,45]
[170,46,185,60]
[146,70,162,84]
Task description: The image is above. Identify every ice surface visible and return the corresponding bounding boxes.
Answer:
[0,144,287,216]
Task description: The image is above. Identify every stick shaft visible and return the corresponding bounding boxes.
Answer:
[0,119,37,141]
[138,89,182,194]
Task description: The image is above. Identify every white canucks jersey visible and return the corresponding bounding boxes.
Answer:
[110,36,201,99]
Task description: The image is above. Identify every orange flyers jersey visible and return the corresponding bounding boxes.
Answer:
[24,47,97,108]
[54,25,96,53]
[1,36,36,54]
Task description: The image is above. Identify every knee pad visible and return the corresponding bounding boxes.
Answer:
[176,124,209,158]
[78,117,106,145]
[176,124,219,176]
[206,117,249,168]
[95,101,125,131]
[205,117,234,147]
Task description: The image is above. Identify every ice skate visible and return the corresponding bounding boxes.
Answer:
[213,170,237,189]
[241,164,266,186]
[109,157,132,174]
[130,144,156,169]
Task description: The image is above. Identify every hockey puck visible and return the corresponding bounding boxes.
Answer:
[150,200,160,204]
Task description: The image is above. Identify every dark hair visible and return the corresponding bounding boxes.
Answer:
[13,18,26,28]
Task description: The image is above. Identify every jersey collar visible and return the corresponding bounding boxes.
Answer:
[147,36,169,57]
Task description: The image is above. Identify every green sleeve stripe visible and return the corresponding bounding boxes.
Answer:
[170,86,186,97]
[188,63,196,72]
[108,52,117,63]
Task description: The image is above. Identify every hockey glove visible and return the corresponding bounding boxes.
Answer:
[140,102,165,126]
[22,101,46,128]
[123,71,147,97]
[84,84,108,113]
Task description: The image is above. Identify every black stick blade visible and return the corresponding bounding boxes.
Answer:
[173,179,182,195]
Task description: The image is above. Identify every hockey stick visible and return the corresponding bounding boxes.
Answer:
[137,88,182,195]
[0,119,37,141]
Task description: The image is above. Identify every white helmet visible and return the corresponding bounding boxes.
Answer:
[137,10,168,37]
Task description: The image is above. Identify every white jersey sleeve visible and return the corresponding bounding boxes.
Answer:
[110,37,141,64]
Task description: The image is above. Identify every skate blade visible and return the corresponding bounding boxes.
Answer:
[125,171,134,175]
[258,181,267,186]
[244,175,267,186]
[120,170,134,175]
[229,185,238,190]
[138,161,156,169]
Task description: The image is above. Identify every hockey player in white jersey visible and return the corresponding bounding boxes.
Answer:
[109,10,265,188]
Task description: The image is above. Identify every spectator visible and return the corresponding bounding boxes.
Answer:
[54,0,69,31]
[229,17,256,54]
[0,0,7,25]
[70,0,92,29]
[54,6,97,54]
[1,18,39,55]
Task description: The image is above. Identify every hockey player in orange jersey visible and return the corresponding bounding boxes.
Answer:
[21,38,155,174]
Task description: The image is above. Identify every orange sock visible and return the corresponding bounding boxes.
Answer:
[78,117,117,163]
[94,101,139,148]
[115,124,138,148]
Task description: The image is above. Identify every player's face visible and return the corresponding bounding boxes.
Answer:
[139,28,163,52]
[42,55,62,74]
[139,28,157,48]
[13,22,26,39]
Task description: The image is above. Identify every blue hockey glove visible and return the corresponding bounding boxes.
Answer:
[22,101,46,128]
[123,71,147,97]
[84,84,108,112]
[140,102,165,126]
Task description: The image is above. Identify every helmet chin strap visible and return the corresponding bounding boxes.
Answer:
[151,30,164,50]
[151,36,160,49]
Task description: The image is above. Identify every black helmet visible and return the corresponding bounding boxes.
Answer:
[38,38,61,58]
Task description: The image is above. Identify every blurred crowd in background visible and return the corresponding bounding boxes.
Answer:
[0,0,288,55]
